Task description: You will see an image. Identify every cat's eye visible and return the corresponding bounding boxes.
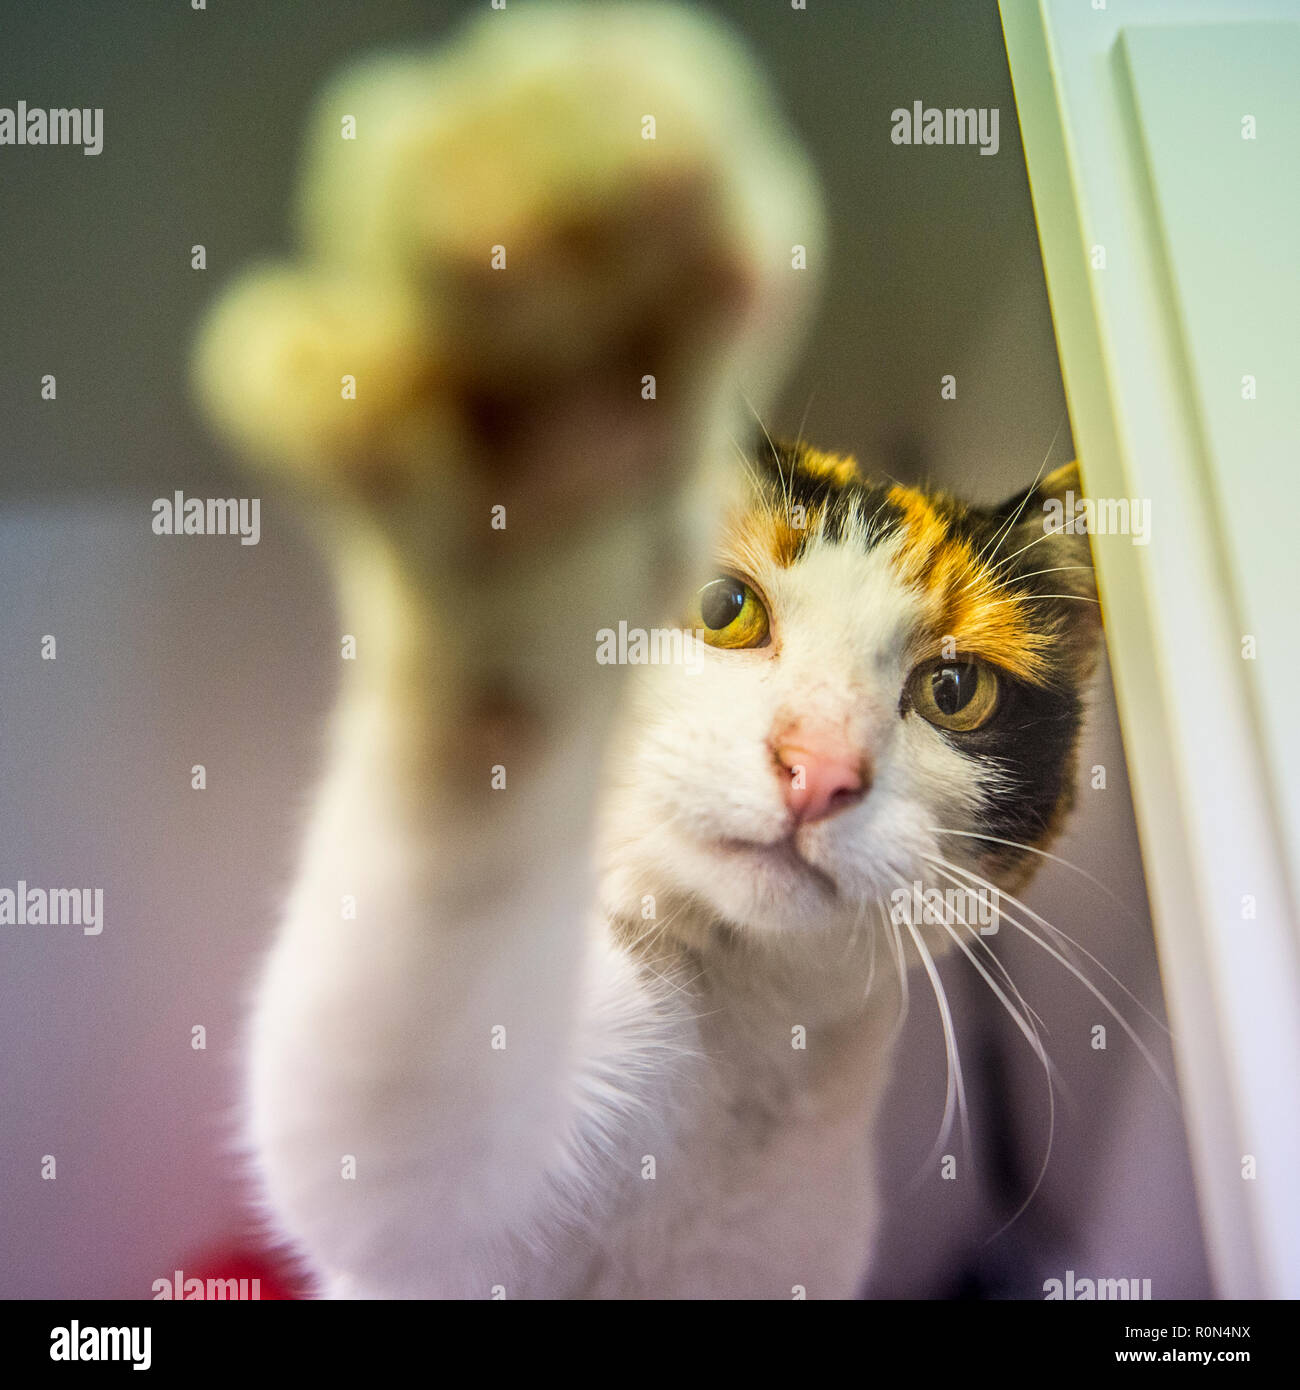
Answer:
[908,659,1000,732]
[689,576,770,649]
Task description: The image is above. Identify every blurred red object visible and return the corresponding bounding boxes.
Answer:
[161,1248,302,1300]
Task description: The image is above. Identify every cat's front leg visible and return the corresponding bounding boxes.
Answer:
[195,4,821,1297]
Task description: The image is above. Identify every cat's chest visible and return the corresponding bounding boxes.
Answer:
[552,992,896,1298]
[578,1080,882,1298]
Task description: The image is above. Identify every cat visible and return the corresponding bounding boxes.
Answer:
[193,3,1099,1298]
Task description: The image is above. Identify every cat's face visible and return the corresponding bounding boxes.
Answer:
[602,441,1100,941]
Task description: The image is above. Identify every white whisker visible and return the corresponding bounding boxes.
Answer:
[986,517,1073,574]
[922,856,1173,1093]
[860,896,878,1001]
[727,433,778,521]
[926,826,1158,939]
[926,851,1168,1036]
[988,592,1099,606]
[878,897,910,1043]
[739,389,790,519]
[792,384,817,459]
[974,414,1066,571]
[927,894,1058,1238]
[1001,564,1095,583]
[892,876,971,1175]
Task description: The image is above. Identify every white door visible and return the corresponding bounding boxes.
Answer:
[1001,0,1300,1299]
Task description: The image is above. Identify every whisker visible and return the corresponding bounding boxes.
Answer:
[892,876,972,1175]
[859,896,878,1001]
[922,857,1173,1092]
[927,895,1059,1238]
[934,909,1051,1072]
[792,383,817,458]
[1001,564,1095,583]
[878,897,910,1043]
[974,412,1065,570]
[981,592,1099,605]
[986,517,1073,574]
[739,389,790,520]
[937,892,1051,1040]
[926,827,1154,934]
[925,851,1168,1036]
[727,433,778,521]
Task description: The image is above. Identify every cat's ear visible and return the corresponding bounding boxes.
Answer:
[992,461,1091,576]
[991,460,1102,673]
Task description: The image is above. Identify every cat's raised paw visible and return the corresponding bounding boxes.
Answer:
[194,4,822,549]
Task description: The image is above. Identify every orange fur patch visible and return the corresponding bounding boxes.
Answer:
[793,448,859,488]
[717,446,857,572]
[718,498,816,575]
[886,484,1053,684]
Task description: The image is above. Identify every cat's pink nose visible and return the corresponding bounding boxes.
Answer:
[774,735,869,825]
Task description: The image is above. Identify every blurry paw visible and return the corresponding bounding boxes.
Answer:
[193,4,821,548]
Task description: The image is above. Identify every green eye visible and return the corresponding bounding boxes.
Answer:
[690,577,770,649]
[909,660,999,731]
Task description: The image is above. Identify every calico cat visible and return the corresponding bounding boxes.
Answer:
[194,4,1099,1298]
